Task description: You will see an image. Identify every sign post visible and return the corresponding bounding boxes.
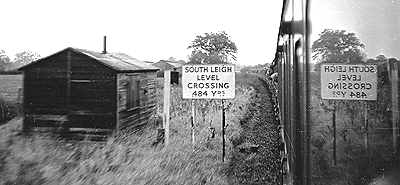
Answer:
[182,64,235,161]
[191,100,195,151]
[221,99,226,162]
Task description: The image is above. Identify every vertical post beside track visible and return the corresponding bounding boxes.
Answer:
[364,103,369,151]
[191,100,195,150]
[163,70,171,146]
[222,99,226,162]
[333,103,337,166]
[390,61,399,154]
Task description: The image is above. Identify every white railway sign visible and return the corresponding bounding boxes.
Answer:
[182,64,235,99]
[321,64,377,100]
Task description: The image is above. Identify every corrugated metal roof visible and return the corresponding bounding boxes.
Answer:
[166,62,183,68]
[19,47,159,72]
[72,48,159,72]
[143,61,154,64]
[154,60,184,69]
[153,61,175,70]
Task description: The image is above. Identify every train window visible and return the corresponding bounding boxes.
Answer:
[309,0,400,184]
[273,0,400,184]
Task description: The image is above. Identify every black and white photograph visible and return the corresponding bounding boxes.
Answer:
[0,0,399,184]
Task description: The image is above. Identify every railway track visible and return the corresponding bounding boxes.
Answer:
[227,76,281,185]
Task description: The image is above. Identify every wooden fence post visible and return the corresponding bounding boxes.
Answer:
[332,104,337,166]
[163,70,171,146]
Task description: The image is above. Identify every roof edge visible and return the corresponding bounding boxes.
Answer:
[18,47,73,71]
[69,48,121,72]
[18,47,161,72]
[116,69,159,73]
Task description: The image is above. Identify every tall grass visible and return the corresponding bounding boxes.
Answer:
[0,73,256,185]
[0,74,23,124]
[0,98,20,124]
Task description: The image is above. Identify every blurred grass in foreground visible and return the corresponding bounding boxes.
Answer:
[0,73,259,185]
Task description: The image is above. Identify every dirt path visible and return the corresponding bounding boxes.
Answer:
[227,77,281,185]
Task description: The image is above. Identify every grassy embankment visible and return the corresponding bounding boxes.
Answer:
[0,73,272,185]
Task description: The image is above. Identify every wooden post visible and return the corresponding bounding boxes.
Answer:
[163,70,171,146]
[191,100,195,150]
[221,99,226,162]
[390,61,399,154]
[388,60,399,154]
[364,103,369,151]
[115,74,120,136]
[332,104,337,166]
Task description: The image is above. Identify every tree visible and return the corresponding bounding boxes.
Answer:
[6,51,40,71]
[187,31,238,64]
[0,50,10,71]
[13,51,40,65]
[312,29,366,71]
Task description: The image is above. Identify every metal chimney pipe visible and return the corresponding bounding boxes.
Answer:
[102,36,107,54]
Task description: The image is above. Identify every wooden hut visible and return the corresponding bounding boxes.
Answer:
[18,47,159,136]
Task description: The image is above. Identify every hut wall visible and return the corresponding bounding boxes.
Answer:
[68,51,116,129]
[23,50,117,130]
[23,51,69,128]
[117,72,157,129]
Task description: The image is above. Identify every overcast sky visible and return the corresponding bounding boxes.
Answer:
[1,0,399,65]
[311,0,400,60]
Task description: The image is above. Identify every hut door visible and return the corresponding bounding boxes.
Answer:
[128,78,140,109]
[139,79,148,107]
